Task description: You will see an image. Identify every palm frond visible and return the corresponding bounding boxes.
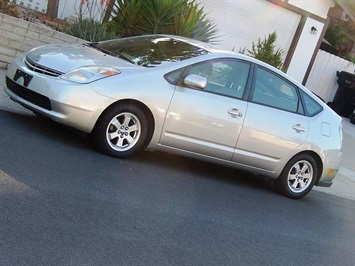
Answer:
[109,0,218,43]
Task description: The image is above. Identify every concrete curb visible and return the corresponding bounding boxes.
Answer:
[1,68,354,200]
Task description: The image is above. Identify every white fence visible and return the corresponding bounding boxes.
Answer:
[306,50,355,103]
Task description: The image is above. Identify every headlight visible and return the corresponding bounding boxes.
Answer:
[61,66,120,83]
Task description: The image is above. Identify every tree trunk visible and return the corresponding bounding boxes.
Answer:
[46,0,59,19]
[102,0,115,23]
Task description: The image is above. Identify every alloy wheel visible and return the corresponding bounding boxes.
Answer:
[287,160,313,193]
[105,112,141,151]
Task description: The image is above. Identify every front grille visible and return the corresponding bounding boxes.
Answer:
[25,57,64,77]
[6,77,52,111]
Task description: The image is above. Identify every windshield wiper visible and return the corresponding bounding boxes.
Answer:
[114,51,136,65]
[85,43,135,65]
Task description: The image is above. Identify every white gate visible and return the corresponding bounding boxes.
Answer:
[305,50,355,103]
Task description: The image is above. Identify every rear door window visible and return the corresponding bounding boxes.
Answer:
[251,67,299,113]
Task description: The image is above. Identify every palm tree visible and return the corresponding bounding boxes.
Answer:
[46,0,59,19]
[108,0,217,43]
[102,0,115,23]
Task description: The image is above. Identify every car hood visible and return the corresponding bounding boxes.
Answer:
[26,43,136,73]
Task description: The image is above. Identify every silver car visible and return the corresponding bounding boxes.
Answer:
[5,34,342,199]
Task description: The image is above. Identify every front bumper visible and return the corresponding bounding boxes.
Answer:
[5,57,116,133]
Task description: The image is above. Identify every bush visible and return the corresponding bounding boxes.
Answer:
[248,31,284,70]
[0,0,19,17]
[64,18,116,42]
[345,55,355,64]
[325,19,355,57]
[108,0,217,43]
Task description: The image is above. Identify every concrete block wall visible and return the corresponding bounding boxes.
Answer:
[0,13,84,69]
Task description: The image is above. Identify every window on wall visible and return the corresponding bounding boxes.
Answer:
[251,67,299,112]
[19,1,24,5]
[186,59,250,99]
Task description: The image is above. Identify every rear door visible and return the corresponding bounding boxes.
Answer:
[233,66,308,171]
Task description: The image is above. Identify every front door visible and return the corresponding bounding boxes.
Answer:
[160,59,251,160]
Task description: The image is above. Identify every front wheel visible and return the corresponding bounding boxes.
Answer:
[92,103,149,158]
[276,154,318,199]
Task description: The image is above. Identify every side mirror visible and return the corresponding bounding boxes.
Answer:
[184,74,207,89]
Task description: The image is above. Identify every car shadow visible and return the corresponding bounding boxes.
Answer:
[129,149,277,195]
[15,110,277,196]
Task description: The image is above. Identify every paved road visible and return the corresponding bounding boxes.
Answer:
[1,110,354,265]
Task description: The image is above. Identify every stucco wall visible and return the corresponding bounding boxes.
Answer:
[198,0,337,83]
[0,13,84,69]
[286,18,326,83]
[199,0,301,55]
[288,0,335,19]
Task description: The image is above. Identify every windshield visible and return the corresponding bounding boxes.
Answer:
[93,35,210,67]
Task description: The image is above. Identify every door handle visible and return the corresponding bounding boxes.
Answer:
[292,124,306,133]
[228,108,243,118]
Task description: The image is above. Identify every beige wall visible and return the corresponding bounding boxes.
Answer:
[199,0,301,58]
[198,0,336,83]
[288,0,335,19]
[0,13,84,69]
[286,17,326,83]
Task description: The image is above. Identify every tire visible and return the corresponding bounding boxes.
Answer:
[92,103,149,158]
[276,154,318,199]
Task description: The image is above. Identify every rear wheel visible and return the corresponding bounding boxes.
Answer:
[276,154,318,199]
[93,103,148,158]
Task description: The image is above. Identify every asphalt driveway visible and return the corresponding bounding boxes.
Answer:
[0,109,354,265]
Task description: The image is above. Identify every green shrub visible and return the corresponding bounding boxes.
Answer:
[64,18,116,42]
[108,0,217,43]
[345,55,355,64]
[248,31,284,70]
[325,19,355,57]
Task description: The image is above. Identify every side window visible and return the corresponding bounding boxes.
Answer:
[300,90,323,117]
[251,67,299,112]
[165,69,184,84]
[186,59,250,99]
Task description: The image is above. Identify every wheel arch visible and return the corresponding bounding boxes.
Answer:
[94,99,155,149]
[282,150,323,184]
[275,150,323,198]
